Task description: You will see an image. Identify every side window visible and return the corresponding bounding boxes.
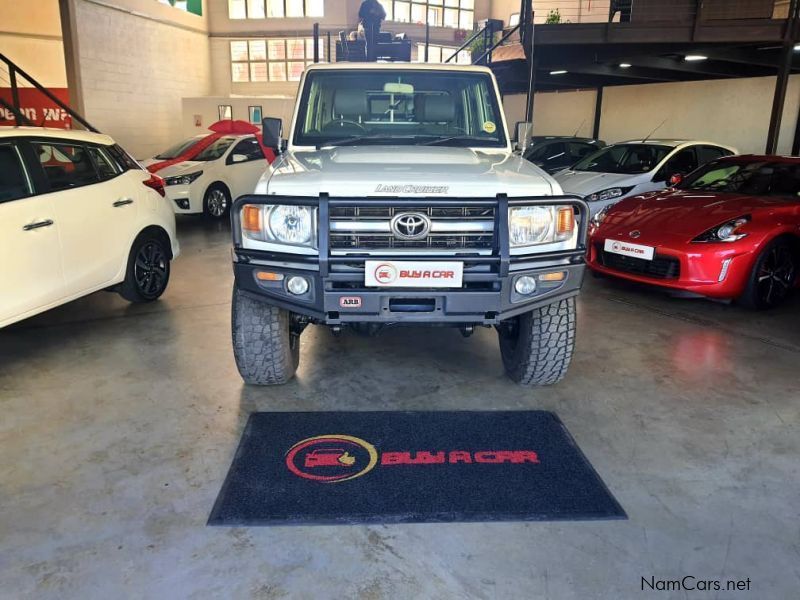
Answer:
[658,147,698,181]
[88,146,120,180]
[698,145,731,165]
[107,144,142,172]
[0,144,32,203]
[569,143,596,161]
[34,142,100,192]
[228,138,265,163]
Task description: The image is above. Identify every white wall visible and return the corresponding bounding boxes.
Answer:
[181,95,297,138]
[73,0,212,158]
[504,75,800,154]
[0,0,66,86]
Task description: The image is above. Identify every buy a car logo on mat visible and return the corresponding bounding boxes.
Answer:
[285,434,540,483]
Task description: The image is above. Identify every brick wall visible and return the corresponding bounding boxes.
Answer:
[74,0,212,159]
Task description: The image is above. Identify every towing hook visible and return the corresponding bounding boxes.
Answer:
[330,325,342,337]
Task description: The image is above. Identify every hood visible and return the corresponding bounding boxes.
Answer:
[554,170,640,197]
[156,160,205,178]
[259,146,559,198]
[601,189,791,240]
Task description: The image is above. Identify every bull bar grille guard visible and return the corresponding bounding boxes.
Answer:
[231,194,590,276]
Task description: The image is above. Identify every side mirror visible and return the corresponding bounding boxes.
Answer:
[262,117,285,154]
[669,173,683,186]
[231,154,248,164]
[515,121,534,153]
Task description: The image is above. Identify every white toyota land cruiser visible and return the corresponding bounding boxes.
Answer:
[230,63,588,386]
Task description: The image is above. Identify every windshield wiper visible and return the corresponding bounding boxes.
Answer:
[318,134,448,149]
[422,135,495,146]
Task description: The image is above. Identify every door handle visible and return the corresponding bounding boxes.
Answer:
[113,198,134,207]
[23,220,54,231]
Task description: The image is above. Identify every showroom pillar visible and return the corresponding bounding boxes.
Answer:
[58,0,86,121]
[593,87,603,140]
[766,0,800,153]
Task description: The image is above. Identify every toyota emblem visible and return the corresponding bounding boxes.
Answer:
[390,212,431,241]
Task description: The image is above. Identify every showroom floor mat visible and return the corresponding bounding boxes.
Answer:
[208,411,627,526]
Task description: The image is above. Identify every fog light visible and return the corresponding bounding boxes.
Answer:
[175,199,190,210]
[287,276,309,295]
[515,276,537,295]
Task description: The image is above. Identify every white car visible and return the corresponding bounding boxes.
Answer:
[554,139,737,217]
[159,134,269,219]
[0,127,179,329]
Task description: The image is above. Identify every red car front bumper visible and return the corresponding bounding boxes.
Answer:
[587,236,758,299]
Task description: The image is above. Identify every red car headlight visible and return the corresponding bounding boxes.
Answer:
[692,215,750,243]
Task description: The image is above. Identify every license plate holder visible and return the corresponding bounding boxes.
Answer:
[364,260,464,288]
[604,239,655,261]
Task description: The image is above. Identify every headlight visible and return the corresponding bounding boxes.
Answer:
[163,171,203,186]
[591,205,611,229]
[241,204,317,248]
[509,205,575,247]
[586,186,633,203]
[692,216,750,243]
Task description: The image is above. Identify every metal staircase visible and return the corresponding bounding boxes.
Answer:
[0,52,98,132]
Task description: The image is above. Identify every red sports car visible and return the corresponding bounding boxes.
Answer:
[587,155,800,309]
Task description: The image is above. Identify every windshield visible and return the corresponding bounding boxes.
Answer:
[572,143,671,174]
[678,160,800,197]
[194,137,235,161]
[293,69,507,148]
[155,136,203,160]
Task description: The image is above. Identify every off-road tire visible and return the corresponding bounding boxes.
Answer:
[232,285,300,385]
[119,233,171,303]
[498,297,576,386]
[739,237,797,310]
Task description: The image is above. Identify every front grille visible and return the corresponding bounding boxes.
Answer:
[330,205,495,251]
[598,246,680,279]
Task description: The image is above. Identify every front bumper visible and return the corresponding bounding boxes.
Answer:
[587,235,757,299]
[231,194,589,325]
[165,184,199,214]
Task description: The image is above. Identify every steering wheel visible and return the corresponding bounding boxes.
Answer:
[321,119,367,133]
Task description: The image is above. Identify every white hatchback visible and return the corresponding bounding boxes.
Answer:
[0,127,179,329]
[159,134,269,219]
[554,139,737,217]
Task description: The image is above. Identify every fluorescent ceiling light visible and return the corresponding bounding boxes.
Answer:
[794,43,800,51]
[549,70,568,75]
[684,55,708,62]
[619,63,632,68]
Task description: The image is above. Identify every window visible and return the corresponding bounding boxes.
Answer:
[219,105,233,120]
[657,147,698,181]
[294,70,506,149]
[88,147,120,180]
[107,144,142,172]
[698,145,732,165]
[381,0,474,29]
[415,43,471,64]
[195,137,237,161]
[249,105,263,124]
[573,144,671,175]
[680,160,800,198]
[227,137,265,163]
[34,143,100,192]
[229,0,323,19]
[231,38,323,83]
[155,136,204,160]
[0,144,31,203]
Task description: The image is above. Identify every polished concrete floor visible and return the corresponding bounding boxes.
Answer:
[1,217,798,599]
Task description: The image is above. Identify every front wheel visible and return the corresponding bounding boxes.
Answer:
[739,238,797,310]
[203,184,230,220]
[119,234,171,303]
[497,298,576,386]
[231,285,300,385]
